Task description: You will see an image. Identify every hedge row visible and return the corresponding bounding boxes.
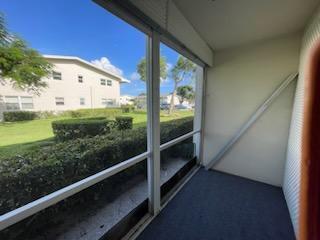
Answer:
[3,111,38,122]
[51,108,123,119]
[52,116,133,141]
[121,104,135,113]
[115,116,133,130]
[0,117,194,215]
[52,117,116,141]
[68,108,123,118]
[2,108,124,122]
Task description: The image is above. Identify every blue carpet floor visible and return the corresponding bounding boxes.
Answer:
[137,169,295,240]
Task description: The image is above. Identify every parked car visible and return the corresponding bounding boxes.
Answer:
[160,103,170,110]
[175,104,192,110]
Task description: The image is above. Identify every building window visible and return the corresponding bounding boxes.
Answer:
[78,75,83,83]
[52,71,62,80]
[21,96,34,109]
[100,79,106,86]
[102,98,115,107]
[5,96,20,110]
[80,97,85,106]
[55,97,64,106]
[107,79,112,86]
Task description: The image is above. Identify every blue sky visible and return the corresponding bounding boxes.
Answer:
[0,0,193,96]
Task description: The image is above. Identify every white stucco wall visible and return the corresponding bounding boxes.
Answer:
[203,33,302,186]
[0,58,121,118]
[120,95,134,105]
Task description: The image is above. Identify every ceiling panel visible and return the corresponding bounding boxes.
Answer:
[174,0,319,50]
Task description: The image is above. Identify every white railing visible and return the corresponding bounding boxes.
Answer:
[160,130,201,151]
[0,129,201,231]
[0,152,148,231]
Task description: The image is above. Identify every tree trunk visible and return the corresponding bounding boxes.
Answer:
[169,81,177,114]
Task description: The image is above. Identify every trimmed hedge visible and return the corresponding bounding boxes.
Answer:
[52,117,116,141]
[37,111,56,119]
[121,105,135,113]
[68,108,123,118]
[160,117,193,144]
[2,108,124,122]
[115,116,133,130]
[0,117,194,215]
[3,111,38,122]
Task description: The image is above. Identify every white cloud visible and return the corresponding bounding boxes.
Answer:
[91,57,123,76]
[166,63,173,71]
[130,72,140,81]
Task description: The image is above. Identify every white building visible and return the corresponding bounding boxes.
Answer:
[134,94,147,109]
[160,93,180,106]
[133,93,191,110]
[0,55,129,118]
[119,95,134,105]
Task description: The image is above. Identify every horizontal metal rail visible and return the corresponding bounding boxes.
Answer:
[0,151,150,231]
[205,72,298,170]
[160,130,201,151]
[0,129,201,231]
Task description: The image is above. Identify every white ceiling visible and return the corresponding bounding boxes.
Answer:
[173,0,320,50]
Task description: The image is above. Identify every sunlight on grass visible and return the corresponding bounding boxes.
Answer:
[0,118,66,147]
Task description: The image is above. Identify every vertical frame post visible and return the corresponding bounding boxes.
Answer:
[193,66,205,164]
[147,31,161,215]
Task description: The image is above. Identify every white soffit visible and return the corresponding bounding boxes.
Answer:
[128,0,213,66]
[173,0,320,50]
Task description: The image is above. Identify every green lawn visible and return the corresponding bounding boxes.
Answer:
[0,110,193,158]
